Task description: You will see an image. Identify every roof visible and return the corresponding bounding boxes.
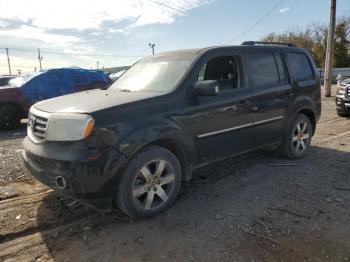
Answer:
[153,43,303,58]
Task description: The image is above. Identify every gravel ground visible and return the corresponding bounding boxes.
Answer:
[0,96,350,262]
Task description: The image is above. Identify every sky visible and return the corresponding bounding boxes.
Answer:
[0,0,349,74]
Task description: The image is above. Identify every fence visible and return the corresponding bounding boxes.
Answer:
[317,68,350,82]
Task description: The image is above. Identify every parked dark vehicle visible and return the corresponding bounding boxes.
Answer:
[335,78,350,117]
[22,42,321,219]
[0,75,15,87]
[0,68,111,130]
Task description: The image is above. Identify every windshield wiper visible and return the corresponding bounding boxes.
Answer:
[120,89,131,92]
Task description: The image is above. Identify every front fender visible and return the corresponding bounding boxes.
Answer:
[119,123,195,161]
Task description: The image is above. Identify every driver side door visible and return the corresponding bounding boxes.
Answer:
[189,51,253,164]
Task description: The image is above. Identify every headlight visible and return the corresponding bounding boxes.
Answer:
[46,113,95,141]
[337,86,345,95]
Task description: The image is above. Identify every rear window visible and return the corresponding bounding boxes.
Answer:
[288,52,314,81]
[247,53,279,86]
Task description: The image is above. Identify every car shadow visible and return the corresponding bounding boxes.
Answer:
[0,123,27,140]
[34,145,350,261]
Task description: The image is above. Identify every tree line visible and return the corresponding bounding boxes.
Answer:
[261,15,350,68]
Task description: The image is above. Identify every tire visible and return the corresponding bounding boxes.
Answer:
[115,145,182,219]
[0,105,21,131]
[279,114,313,159]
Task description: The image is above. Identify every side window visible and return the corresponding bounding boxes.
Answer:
[197,56,241,91]
[288,52,314,81]
[275,54,287,83]
[247,53,279,87]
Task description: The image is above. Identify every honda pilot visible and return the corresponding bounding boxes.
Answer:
[22,42,321,219]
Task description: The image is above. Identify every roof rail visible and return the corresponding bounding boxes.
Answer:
[241,41,297,47]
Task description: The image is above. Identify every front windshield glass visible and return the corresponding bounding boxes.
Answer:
[110,53,197,92]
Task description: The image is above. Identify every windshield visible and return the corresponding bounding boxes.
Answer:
[110,53,197,92]
[8,71,44,88]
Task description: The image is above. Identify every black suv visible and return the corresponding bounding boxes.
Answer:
[22,42,321,219]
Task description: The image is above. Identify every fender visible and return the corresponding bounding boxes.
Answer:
[115,118,196,179]
[285,94,319,134]
[119,122,195,161]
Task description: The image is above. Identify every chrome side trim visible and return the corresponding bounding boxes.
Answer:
[197,123,253,138]
[254,116,284,126]
[197,116,284,139]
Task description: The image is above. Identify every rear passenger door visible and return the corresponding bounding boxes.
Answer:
[246,51,292,146]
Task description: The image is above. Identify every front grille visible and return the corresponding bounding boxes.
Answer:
[347,86,350,97]
[28,110,49,142]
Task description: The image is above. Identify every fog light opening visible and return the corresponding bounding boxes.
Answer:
[55,176,67,189]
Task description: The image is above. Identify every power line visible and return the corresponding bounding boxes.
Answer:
[229,0,285,44]
[0,64,36,69]
[148,0,185,14]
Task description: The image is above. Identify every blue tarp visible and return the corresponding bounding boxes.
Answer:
[14,68,110,105]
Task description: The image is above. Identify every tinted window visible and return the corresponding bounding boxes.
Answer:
[247,53,279,86]
[289,53,314,81]
[275,54,287,82]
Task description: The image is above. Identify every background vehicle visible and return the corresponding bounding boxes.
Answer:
[22,42,321,219]
[0,68,111,130]
[0,75,15,87]
[336,78,350,117]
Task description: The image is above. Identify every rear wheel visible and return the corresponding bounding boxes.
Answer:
[0,105,21,131]
[116,146,182,219]
[280,114,313,159]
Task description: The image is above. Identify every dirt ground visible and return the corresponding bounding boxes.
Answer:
[0,96,350,262]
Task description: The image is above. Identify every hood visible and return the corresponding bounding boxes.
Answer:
[0,85,18,90]
[33,88,161,113]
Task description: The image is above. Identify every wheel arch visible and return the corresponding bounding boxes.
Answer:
[288,95,318,136]
[297,108,316,135]
[0,102,27,118]
[148,138,193,181]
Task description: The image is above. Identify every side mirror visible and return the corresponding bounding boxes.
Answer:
[192,80,219,97]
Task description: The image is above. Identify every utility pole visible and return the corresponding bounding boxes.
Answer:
[149,43,155,55]
[97,61,99,70]
[324,0,336,97]
[38,48,43,71]
[5,48,12,75]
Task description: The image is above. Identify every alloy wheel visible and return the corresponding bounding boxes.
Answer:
[292,121,310,153]
[132,159,176,211]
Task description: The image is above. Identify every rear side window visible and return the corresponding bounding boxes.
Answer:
[247,53,279,86]
[288,52,314,81]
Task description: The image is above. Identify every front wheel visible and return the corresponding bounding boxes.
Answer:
[115,146,182,219]
[280,114,313,159]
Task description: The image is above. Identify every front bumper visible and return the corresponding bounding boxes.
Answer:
[22,136,127,211]
[335,95,350,114]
